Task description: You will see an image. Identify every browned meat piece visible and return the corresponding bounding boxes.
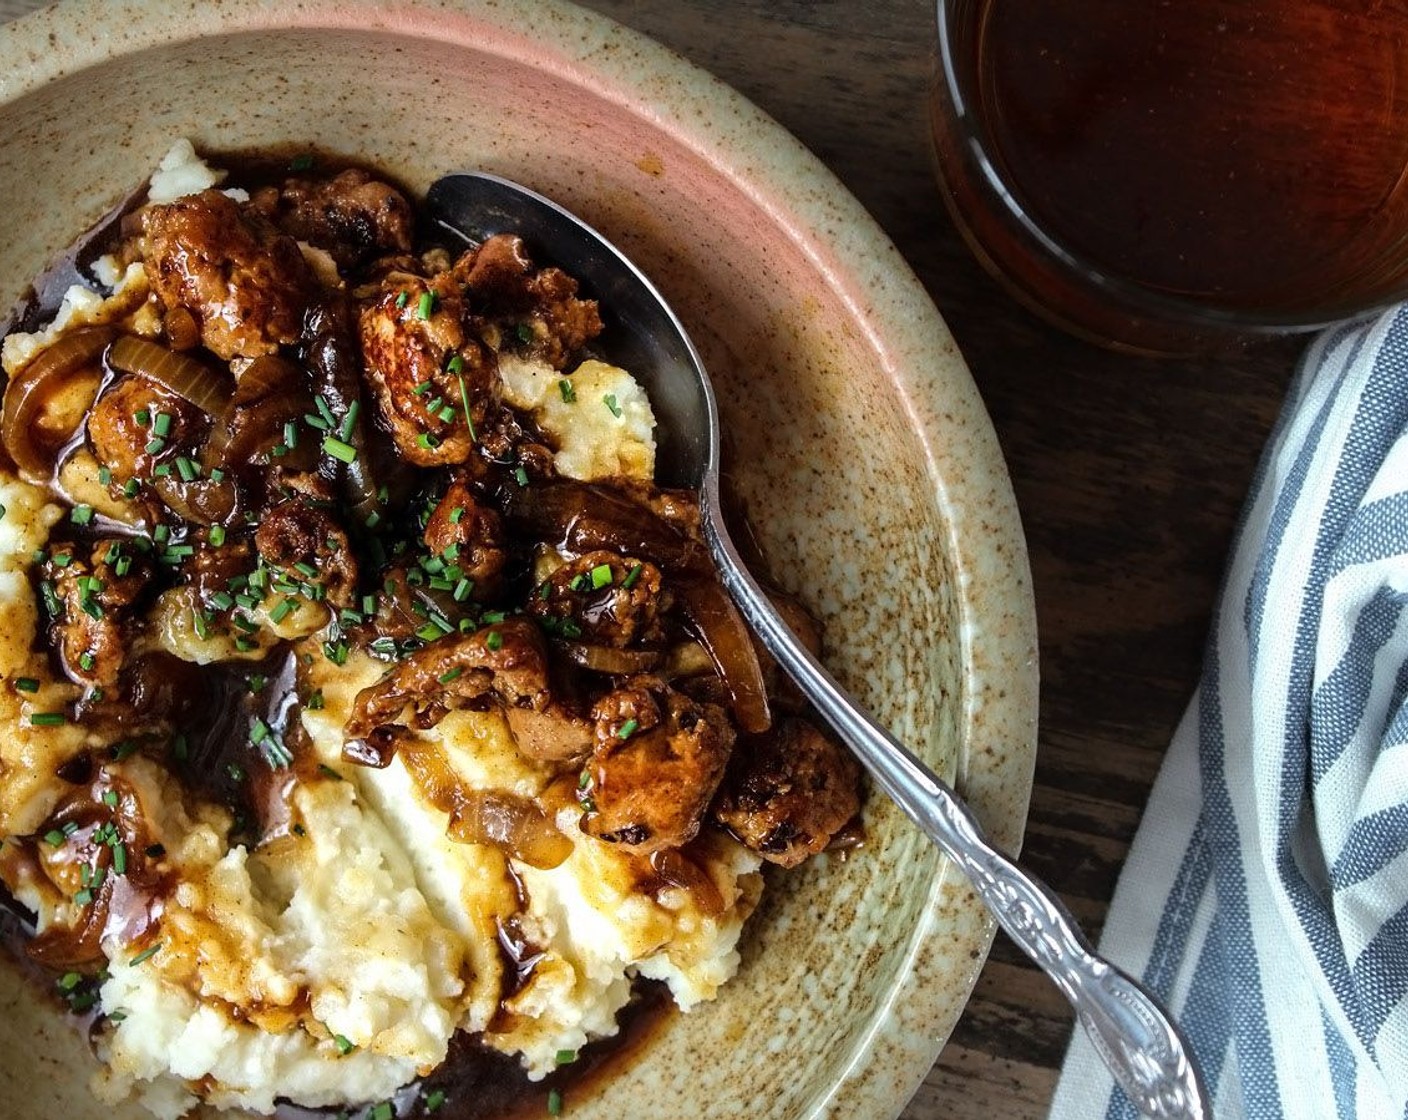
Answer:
[140,190,314,361]
[358,272,494,466]
[42,540,152,688]
[528,550,667,648]
[422,476,508,601]
[249,168,414,269]
[345,619,591,763]
[254,499,357,609]
[186,532,256,612]
[454,234,603,369]
[580,677,733,854]
[711,718,861,868]
[87,374,206,486]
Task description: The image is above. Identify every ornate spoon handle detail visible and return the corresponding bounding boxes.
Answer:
[705,506,1209,1120]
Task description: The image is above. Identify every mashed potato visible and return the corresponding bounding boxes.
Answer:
[0,143,854,1120]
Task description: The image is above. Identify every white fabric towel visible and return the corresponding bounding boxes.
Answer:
[1049,306,1408,1120]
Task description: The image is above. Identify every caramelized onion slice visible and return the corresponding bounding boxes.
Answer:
[677,576,771,734]
[399,740,573,869]
[1,324,116,476]
[107,335,233,416]
[649,848,725,917]
[504,481,696,570]
[448,789,574,870]
[558,641,663,675]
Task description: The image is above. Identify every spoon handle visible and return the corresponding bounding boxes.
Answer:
[704,512,1209,1120]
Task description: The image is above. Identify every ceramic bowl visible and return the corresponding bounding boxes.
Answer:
[0,2,1038,1117]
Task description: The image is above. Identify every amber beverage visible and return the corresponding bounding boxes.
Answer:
[931,0,1408,353]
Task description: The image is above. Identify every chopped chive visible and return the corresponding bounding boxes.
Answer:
[621,564,644,589]
[338,401,360,442]
[122,478,141,499]
[438,667,463,684]
[323,641,349,665]
[234,636,258,652]
[456,373,477,441]
[395,291,410,310]
[227,762,246,781]
[102,789,119,807]
[436,404,456,423]
[133,408,150,427]
[153,412,172,437]
[97,467,113,485]
[334,1034,355,1055]
[590,564,613,589]
[617,718,639,739]
[413,380,433,396]
[235,593,262,611]
[417,291,437,319]
[208,524,226,547]
[486,630,504,652]
[269,598,297,624]
[322,436,358,463]
[171,734,188,761]
[370,1104,394,1120]
[555,1049,578,1065]
[290,152,315,172]
[209,591,235,611]
[153,463,172,477]
[51,553,72,568]
[43,829,65,846]
[547,1088,563,1116]
[283,420,299,450]
[111,740,137,760]
[57,971,82,992]
[175,457,198,482]
[514,466,529,487]
[70,505,94,526]
[307,689,325,711]
[114,555,133,576]
[452,577,473,602]
[129,942,161,966]
[424,1089,446,1113]
[113,843,127,876]
[603,393,622,418]
[304,412,331,432]
[293,561,318,579]
[73,888,93,906]
[14,677,39,693]
[558,378,576,403]
[30,712,66,726]
[79,652,95,672]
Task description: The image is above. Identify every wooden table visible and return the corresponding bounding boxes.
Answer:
[0,2,1305,1117]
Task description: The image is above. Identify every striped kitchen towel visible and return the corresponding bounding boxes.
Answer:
[1049,305,1408,1120]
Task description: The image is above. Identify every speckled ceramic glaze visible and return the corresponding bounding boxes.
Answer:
[0,2,1038,1117]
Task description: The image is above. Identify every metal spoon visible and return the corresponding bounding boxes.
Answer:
[426,171,1210,1120]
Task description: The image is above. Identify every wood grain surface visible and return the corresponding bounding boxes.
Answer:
[0,1,1307,1117]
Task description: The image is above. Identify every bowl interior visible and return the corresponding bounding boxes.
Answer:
[0,3,1038,1118]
